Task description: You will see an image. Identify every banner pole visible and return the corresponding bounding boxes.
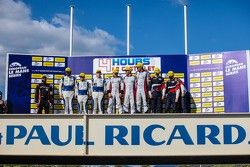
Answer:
[69,5,74,57]
[127,4,131,56]
[184,5,188,55]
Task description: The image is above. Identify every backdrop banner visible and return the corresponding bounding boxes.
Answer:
[7,54,67,114]
[6,51,249,114]
[188,50,249,113]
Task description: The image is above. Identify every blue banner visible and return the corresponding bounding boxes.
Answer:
[188,51,249,113]
[7,51,249,114]
[223,51,249,112]
[7,54,67,114]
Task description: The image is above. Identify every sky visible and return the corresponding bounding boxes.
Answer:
[0,0,249,96]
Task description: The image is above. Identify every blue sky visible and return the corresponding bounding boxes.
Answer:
[0,0,249,95]
[23,0,250,55]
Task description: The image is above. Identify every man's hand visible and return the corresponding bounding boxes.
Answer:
[148,92,152,99]
[162,96,165,100]
[60,94,63,99]
[108,93,112,98]
[36,103,39,107]
[181,92,185,97]
[175,98,178,103]
[119,93,123,98]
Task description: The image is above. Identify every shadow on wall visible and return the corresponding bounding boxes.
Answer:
[190,93,197,113]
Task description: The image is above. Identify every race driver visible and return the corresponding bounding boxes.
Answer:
[164,71,180,113]
[107,69,123,114]
[123,66,136,114]
[75,73,91,114]
[135,62,149,113]
[148,68,165,113]
[35,75,53,114]
[92,69,106,114]
[59,67,76,114]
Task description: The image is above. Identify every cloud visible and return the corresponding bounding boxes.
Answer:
[0,0,123,55]
[169,0,188,6]
[0,0,124,96]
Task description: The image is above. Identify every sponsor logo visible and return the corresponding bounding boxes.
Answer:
[94,57,161,73]
[1,123,249,148]
[32,62,42,66]
[201,77,212,82]
[212,54,223,59]
[31,79,41,84]
[55,62,65,67]
[105,124,249,146]
[214,102,224,107]
[189,56,200,61]
[190,73,200,78]
[0,125,93,146]
[190,83,200,88]
[192,93,201,98]
[213,91,224,96]
[202,97,212,102]
[43,57,54,62]
[225,59,247,76]
[213,71,223,76]
[112,58,150,66]
[201,60,211,65]
[202,108,213,113]
[9,62,29,78]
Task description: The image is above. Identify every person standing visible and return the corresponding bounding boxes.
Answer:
[164,71,180,113]
[107,69,123,114]
[35,75,53,114]
[148,68,165,113]
[75,73,91,114]
[135,63,149,113]
[92,69,105,114]
[123,66,136,114]
[59,67,76,114]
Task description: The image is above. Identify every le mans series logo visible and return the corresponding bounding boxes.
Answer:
[9,62,29,78]
[225,59,246,76]
[93,57,161,74]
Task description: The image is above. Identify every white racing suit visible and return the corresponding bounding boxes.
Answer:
[136,71,149,113]
[75,80,90,114]
[123,74,136,114]
[59,75,76,114]
[107,76,123,114]
[92,76,105,114]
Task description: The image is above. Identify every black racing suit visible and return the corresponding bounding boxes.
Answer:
[165,78,180,113]
[148,76,164,113]
[35,83,53,114]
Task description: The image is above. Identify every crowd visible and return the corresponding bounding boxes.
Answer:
[35,62,189,114]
